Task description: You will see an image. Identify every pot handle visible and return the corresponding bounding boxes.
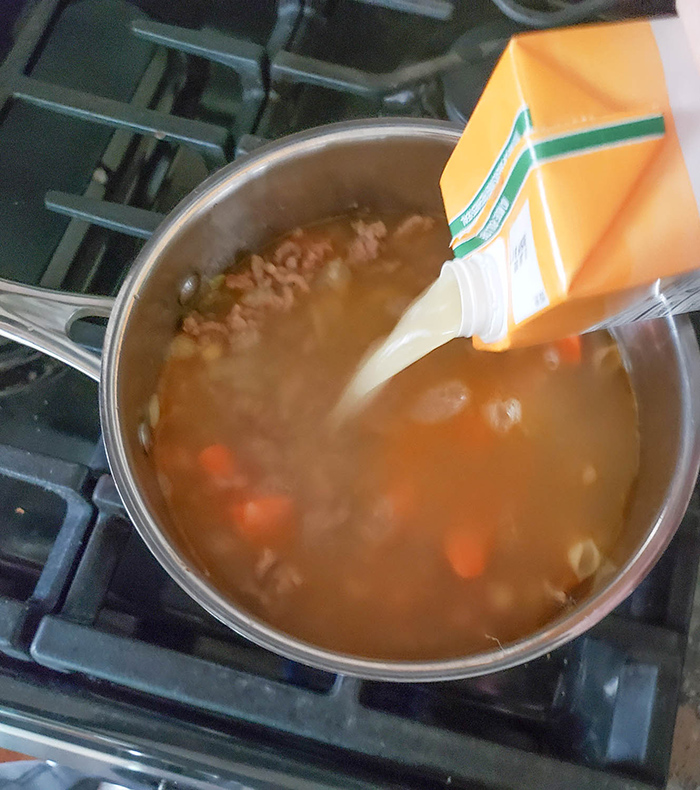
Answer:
[0,279,116,382]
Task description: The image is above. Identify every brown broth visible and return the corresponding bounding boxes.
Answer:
[152,214,639,660]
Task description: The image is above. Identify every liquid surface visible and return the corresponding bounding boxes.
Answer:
[334,269,461,421]
[152,214,640,661]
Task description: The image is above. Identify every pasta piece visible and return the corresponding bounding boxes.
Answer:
[201,341,223,362]
[319,259,352,291]
[592,343,623,375]
[482,397,522,434]
[148,394,160,428]
[543,347,560,371]
[568,538,601,581]
[582,464,597,485]
[488,582,514,613]
[543,580,571,606]
[169,334,197,359]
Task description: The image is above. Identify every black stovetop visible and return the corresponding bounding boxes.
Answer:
[0,1,694,789]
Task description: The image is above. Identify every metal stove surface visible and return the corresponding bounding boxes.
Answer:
[0,1,694,789]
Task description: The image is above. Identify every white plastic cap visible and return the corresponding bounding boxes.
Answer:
[441,248,508,343]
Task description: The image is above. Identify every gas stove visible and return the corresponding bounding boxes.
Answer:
[0,1,694,788]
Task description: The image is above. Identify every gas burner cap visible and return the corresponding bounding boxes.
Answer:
[442,19,521,126]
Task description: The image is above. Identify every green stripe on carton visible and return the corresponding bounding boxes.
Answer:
[448,106,533,237]
[452,114,665,259]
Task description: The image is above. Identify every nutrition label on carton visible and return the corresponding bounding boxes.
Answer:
[508,201,548,324]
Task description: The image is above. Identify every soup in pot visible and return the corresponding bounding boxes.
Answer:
[151,213,639,660]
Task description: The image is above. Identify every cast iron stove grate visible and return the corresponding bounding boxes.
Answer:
[0,1,693,789]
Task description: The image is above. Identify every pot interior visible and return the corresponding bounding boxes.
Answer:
[107,121,698,677]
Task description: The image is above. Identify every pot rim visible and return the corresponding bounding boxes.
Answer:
[100,119,700,681]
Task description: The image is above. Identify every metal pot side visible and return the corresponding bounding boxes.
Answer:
[38,119,700,680]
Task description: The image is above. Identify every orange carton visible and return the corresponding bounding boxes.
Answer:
[336,15,700,416]
[440,16,700,350]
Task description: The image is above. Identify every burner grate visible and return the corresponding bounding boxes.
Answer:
[0,444,93,661]
[26,474,700,789]
[0,2,695,789]
[0,0,510,297]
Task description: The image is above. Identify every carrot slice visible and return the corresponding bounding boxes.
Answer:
[555,335,582,365]
[198,444,236,478]
[231,495,295,545]
[444,528,490,579]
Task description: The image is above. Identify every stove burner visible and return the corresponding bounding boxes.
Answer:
[0,1,696,789]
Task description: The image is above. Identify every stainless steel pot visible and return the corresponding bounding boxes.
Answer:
[1,119,699,681]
